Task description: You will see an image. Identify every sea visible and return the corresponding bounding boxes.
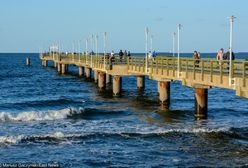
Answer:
[0,53,248,167]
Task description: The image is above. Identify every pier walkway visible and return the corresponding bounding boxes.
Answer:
[40,53,248,119]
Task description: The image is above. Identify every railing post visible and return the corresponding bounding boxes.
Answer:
[193,59,196,80]
[173,58,176,77]
[134,57,137,71]
[143,59,149,73]
[201,61,204,81]
[161,58,164,75]
[243,61,246,87]
[220,61,223,84]
[210,60,213,82]
[127,57,130,70]
[186,59,188,78]
[131,57,133,71]
[156,57,158,74]
[166,58,169,76]
[231,61,234,78]
[151,58,154,74]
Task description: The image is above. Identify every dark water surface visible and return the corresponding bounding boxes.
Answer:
[0,53,248,167]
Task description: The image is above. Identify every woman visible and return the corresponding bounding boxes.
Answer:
[216,48,224,65]
[193,51,200,67]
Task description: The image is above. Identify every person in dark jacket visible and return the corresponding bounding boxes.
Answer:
[224,48,235,60]
[119,50,124,62]
[224,48,235,70]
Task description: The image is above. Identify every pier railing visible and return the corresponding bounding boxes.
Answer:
[41,53,248,78]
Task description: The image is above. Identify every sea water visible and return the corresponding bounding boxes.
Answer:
[0,53,248,167]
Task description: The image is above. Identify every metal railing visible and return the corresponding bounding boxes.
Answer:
[41,54,248,79]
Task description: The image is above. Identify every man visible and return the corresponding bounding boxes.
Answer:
[119,49,124,62]
[224,48,235,60]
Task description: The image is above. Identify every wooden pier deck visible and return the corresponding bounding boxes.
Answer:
[40,53,248,119]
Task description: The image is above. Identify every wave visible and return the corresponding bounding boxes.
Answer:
[0,127,241,146]
[0,108,81,122]
[0,107,128,122]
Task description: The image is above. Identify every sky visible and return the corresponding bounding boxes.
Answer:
[0,0,248,53]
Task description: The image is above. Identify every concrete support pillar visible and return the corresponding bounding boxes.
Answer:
[65,65,69,72]
[98,72,106,91]
[158,81,170,108]
[94,70,98,83]
[57,64,61,73]
[106,74,111,85]
[26,57,30,65]
[85,67,91,78]
[79,66,84,76]
[43,60,48,67]
[195,88,208,119]
[54,61,57,68]
[113,76,122,96]
[137,76,145,90]
[61,64,66,74]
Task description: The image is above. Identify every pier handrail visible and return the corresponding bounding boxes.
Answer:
[41,53,248,79]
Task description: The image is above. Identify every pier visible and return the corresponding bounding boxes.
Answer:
[40,53,248,119]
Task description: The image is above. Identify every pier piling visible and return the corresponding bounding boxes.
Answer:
[113,76,122,96]
[195,88,208,119]
[98,72,106,91]
[54,61,57,68]
[57,64,61,73]
[137,76,145,90]
[61,64,66,74]
[26,57,30,66]
[41,60,47,67]
[79,67,84,76]
[158,81,170,108]
[86,67,91,78]
[94,70,98,83]
[106,74,111,85]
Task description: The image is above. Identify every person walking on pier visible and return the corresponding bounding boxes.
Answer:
[224,48,235,61]
[217,48,224,65]
[152,50,157,60]
[111,50,115,57]
[193,51,200,67]
[119,49,124,62]
[127,51,131,57]
[124,50,127,57]
[148,51,152,60]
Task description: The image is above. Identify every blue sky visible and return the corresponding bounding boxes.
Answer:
[0,0,247,53]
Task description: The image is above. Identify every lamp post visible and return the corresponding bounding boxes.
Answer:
[78,40,81,62]
[91,34,94,67]
[72,41,75,61]
[177,24,182,78]
[103,32,107,70]
[229,15,236,86]
[173,32,176,57]
[86,38,88,64]
[145,27,149,74]
[95,35,98,67]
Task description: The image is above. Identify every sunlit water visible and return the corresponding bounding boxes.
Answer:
[0,53,248,167]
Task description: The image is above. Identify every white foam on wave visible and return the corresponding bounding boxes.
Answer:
[146,127,230,134]
[0,127,233,146]
[0,135,24,145]
[0,131,87,145]
[0,108,81,122]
